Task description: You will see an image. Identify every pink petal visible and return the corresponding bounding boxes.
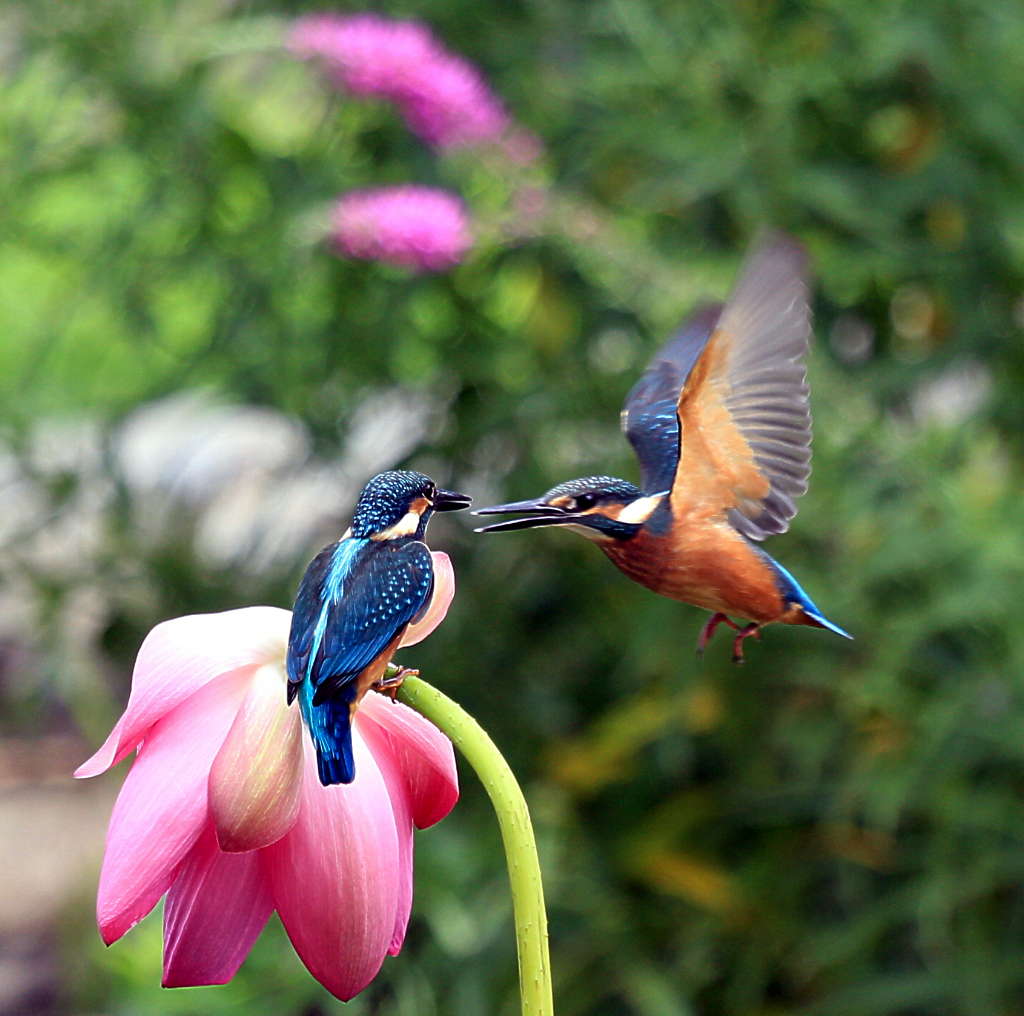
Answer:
[76,607,291,779]
[358,692,458,830]
[162,823,273,987]
[209,662,303,853]
[262,735,401,1001]
[354,709,415,954]
[96,672,249,945]
[400,551,454,647]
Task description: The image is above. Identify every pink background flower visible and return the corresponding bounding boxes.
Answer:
[289,13,509,150]
[75,554,458,1000]
[331,186,472,271]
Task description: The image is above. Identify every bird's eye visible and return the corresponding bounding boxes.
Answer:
[571,493,597,512]
[425,483,436,500]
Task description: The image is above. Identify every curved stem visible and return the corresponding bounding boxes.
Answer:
[394,672,553,1016]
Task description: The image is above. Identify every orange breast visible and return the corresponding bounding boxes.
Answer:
[601,515,784,622]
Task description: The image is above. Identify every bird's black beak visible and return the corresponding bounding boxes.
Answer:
[434,489,473,512]
[473,497,580,533]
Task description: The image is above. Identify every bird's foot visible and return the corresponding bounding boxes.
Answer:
[731,624,761,664]
[696,612,741,655]
[374,666,419,702]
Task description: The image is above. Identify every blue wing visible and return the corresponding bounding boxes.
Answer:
[620,304,722,494]
[286,543,340,700]
[287,538,435,706]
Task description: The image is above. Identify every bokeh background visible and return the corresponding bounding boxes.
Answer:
[4,0,1024,1013]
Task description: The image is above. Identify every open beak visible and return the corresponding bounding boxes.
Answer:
[474,497,580,533]
[434,488,473,512]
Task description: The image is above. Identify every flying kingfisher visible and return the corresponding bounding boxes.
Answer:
[476,235,851,661]
[286,470,471,785]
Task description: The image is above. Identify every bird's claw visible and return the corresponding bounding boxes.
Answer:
[696,612,741,656]
[731,623,762,664]
[374,666,419,701]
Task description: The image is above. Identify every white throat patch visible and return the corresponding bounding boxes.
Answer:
[372,510,422,541]
[615,493,665,525]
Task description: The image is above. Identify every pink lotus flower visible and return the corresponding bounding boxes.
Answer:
[289,13,509,150]
[75,554,458,1000]
[332,186,472,271]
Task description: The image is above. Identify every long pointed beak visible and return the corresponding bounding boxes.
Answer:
[434,488,473,512]
[474,498,558,516]
[474,498,579,533]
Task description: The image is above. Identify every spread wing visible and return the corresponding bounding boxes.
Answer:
[620,304,723,494]
[286,540,434,705]
[671,235,812,540]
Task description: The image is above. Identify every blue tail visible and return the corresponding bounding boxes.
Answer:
[299,682,357,785]
[758,549,854,641]
[316,730,355,786]
[801,606,853,640]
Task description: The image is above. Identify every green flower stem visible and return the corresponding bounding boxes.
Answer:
[394,672,554,1016]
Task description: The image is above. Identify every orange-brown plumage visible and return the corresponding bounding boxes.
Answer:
[602,517,785,621]
[674,330,771,516]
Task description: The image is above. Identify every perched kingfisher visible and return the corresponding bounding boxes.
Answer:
[286,470,471,785]
[476,235,851,661]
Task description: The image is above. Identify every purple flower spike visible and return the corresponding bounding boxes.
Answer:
[289,13,510,151]
[400,51,509,149]
[331,186,472,272]
[289,14,437,98]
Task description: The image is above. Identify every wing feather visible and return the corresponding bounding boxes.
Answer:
[620,304,722,494]
[672,235,813,539]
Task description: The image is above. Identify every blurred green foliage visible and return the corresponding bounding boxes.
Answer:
[5,0,1024,1013]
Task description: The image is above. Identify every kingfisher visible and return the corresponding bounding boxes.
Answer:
[286,470,471,785]
[476,235,851,661]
